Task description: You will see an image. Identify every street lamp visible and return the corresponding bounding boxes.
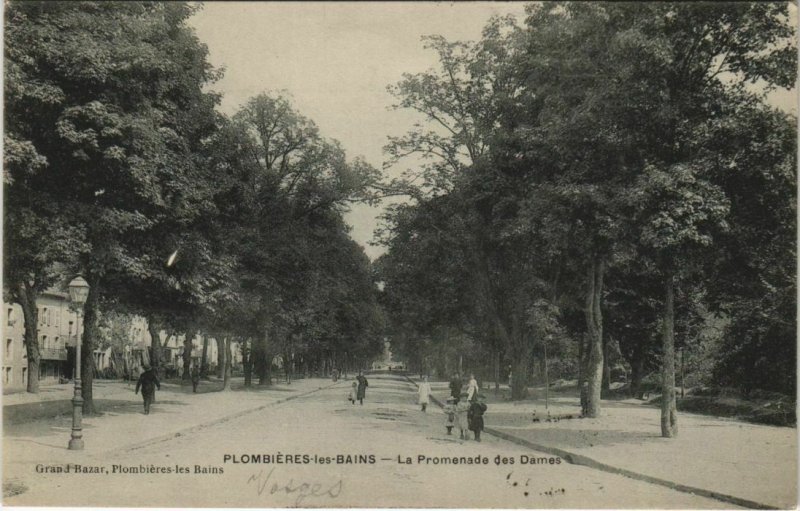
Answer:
[68,276,90,450]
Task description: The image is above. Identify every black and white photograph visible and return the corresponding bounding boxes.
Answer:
[2,1,797,508]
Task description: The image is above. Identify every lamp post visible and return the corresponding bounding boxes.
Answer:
[68,276,90,450]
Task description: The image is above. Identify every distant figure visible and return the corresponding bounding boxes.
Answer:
[135,365,161,415]
[467,373,478,402]
[332,368,339,382]
[191,367,200,393]
[443,397,457,435]
[468,394,488,442]
[418,376,432,412]
[356,371,368,405]
[348,382,358,404]
[449,373,462,401]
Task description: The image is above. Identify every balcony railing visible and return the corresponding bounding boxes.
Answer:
[40,347,67,361]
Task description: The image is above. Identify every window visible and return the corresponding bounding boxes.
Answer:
[22,367,27,384]
[54,336,60,348]
[5,339,12,359]
[3,367,10,384]
[41,335,48,350]
[44,307,49,327]
[7,308,12,326]
[54,309,60,328]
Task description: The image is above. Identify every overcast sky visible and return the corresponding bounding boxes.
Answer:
[189,2,797,261]
[189,2,528,260]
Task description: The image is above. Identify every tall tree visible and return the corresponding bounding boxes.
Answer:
[4,2,222,412]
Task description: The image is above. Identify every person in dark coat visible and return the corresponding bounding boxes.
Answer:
[356,371,368,405]
[449,373,462,401]
[191,366,200,393]
[468,395,488,442]
[135,365,161,415]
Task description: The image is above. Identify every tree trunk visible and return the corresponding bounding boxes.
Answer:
[182,329,195,380]
[263,352,272,385]
[510,297,531,401]
[17,282,40,393]
[80,275,101,415]
[146,315,162,377]
[258,331,272,385]
[630,342,646,399]
[216,337,224,378]
[200,335,209,377]
[578,332,587,414]
[493,350,500,395]
[661,271,678,438]
[584,256,605,418]
[243,339,252,387]
[223,337,232,391]
[510,355,529,400]
[252,333,263,384]
[601,334,611,397]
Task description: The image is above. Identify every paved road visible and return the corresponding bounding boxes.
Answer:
[4,373,734,508]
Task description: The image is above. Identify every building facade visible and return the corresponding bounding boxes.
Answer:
[4,290,80,388]
[4,290,240,389]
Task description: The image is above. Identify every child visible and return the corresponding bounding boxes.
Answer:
[455,394,471,440]
[348,382,357,404]
[468,394,488,442]
[443,397,457,435]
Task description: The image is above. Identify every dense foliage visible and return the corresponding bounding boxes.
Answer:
[5,2,384,406]
[377,2,796,434]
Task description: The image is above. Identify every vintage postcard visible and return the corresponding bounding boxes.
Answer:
[3,1,797,509]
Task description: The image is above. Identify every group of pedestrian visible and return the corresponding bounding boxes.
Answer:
[419,372,487,442]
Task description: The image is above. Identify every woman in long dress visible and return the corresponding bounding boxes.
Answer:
[356,371,368,405]
[418,376,432,412]
[467,373,479,402]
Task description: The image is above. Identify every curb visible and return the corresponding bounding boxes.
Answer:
[102,380,342,456]
[403,374,776,510]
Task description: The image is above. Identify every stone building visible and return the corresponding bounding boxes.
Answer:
[4,290,78,387]
[4,289,239,389]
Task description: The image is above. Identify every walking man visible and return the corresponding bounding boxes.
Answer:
[135,365,161,415]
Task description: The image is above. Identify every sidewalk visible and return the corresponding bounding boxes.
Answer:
[425,381,796,509]
[4,379,151,424]
[3,377,337,466]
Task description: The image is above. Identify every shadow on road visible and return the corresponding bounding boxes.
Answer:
[3,397,190,429]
